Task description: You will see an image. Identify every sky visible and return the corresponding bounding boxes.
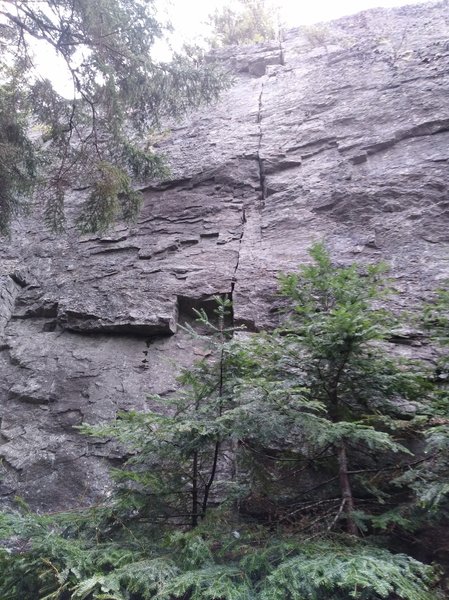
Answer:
[159,0,431,46]
[34,0,432,95]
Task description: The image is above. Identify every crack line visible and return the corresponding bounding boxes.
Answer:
[257,82,267,210]
[230,206,247,304]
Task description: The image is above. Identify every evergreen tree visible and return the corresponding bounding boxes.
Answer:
[397,287,449,524]
[234,242,428,535]
[0,0,228,234]
[0,69,37,234]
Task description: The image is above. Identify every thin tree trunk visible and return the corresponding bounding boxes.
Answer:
[337,441,358,536]
[201,440,220,518]
[201,342,225,518]
[191,450,199,528]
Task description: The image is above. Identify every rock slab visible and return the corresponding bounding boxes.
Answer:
[1,1,449,509]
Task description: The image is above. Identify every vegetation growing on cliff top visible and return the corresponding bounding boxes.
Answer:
[0,0,228,234]
[208,0,276,47]
[0,243,447,599]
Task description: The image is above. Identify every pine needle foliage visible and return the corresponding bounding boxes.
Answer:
[74,162,143,234]
[0,71,37,234]
[0,509,441,600]
[0,506,180,600]
[234,243,429,535]
[208,0,276,47]
[0,0,229,234]
[259,539,438,600]
[396,287,449,522]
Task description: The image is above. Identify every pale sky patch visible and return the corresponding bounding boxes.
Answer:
[159,0,432,45]
[32,0,432,95]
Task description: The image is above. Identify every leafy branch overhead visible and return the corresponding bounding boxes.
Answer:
[0,0,229,234]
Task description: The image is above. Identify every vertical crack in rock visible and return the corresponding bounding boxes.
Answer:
[257,81,267,211]
[230,77,267,319]
[230,78,268,327]
[230,206,247,316]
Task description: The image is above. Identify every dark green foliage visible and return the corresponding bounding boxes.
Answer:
[75,162,143,234]
[396,287,449,523]
[423,286,449,410]
[0,1,228,234]
[234,243,428,535]
[403,422,449,515]
[208,0,276,47]
[0,510,441,599]
[259,539,437,600]
[0,511,173,599]
[0,72,37,234]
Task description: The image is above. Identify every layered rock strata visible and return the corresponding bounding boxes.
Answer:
[1,1,449,509]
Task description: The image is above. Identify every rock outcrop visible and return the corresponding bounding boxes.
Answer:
[1,1,449,510]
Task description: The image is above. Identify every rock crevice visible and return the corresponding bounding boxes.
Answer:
[1,1,449,509]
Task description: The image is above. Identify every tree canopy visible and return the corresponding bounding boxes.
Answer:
[208,0,276,47]
[0,0,227,234]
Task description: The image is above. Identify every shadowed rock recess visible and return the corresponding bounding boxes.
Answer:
[1,1,449,510]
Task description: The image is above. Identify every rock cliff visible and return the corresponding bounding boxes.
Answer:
[1,0,449,510]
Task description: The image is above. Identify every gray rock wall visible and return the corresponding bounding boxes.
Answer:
[1,1,449,510]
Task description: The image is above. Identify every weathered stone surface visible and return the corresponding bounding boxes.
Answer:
[1,0,449,510]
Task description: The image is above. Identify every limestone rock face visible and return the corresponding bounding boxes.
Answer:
[1,1,449,509]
